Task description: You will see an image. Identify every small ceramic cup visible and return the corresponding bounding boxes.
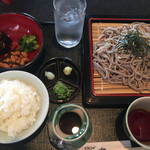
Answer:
[47,104,92,150]
[124,96,150,149]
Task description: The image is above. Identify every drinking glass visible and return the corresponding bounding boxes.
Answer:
[53,0,87,48]
[47,104,92,150]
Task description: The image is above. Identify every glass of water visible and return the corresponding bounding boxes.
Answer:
[53,0,87,48]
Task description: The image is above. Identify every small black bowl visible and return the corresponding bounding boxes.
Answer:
[37,57,82,104]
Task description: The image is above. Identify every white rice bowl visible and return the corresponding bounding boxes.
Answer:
[0,70,49,143]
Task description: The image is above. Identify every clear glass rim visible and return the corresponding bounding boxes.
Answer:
[53,0,87,13]
[52,104,90,141]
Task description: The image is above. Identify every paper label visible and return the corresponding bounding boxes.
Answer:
[79,140,131,150]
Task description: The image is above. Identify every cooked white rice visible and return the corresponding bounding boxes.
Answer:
[0,79,41,138]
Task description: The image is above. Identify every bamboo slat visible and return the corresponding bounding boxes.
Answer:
[91,22,150,95]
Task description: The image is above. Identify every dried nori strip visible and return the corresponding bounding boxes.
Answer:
[0,32,12,55]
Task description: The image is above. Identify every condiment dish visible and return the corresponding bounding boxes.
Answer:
[38,57,81,103]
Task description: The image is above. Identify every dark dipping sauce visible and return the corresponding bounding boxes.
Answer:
[128,108,150,142]
[59,112,82,135]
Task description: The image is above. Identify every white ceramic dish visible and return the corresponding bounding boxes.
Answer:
[0,70,49,144]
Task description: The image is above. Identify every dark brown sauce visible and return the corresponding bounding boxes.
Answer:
[128,108,150,142]
[59,112,82,135]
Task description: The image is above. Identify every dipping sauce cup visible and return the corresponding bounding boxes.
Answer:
[53,0,86,48]
[124,97,150,149]
[47,104,92,149]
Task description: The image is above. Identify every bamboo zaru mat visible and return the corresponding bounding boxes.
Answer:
[91,22,150,95]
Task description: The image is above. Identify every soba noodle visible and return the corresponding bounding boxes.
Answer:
[93,22,150,92]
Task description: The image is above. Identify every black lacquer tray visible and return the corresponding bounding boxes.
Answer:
[82,15,150,108]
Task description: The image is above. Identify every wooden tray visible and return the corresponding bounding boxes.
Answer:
[91,22,150,95]
[82,16,150,107]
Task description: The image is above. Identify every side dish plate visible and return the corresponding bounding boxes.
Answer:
[37,57,81,104]
[82,16,150,107]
